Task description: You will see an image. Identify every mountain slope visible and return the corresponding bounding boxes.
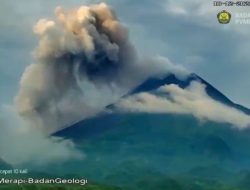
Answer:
[127,73,250,114]
[0,159,12,170]
[53,72,250,189]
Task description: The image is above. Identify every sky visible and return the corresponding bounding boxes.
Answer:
[1,0,250,107]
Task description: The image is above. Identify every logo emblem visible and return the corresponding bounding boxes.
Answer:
[217,10,231,24]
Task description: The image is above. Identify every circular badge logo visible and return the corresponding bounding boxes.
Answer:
[217,10,231,24]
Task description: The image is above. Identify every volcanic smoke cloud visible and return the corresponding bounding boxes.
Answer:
[15,3,138,132]
[15,3,186,133]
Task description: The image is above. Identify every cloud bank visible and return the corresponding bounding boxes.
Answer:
[0,105,83,166]
[115,81,250,129]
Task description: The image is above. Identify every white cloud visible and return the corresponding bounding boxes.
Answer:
[115,81,250,129]
[0,104,83,166]
[167,3,188,15]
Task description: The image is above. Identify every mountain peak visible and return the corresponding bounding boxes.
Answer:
[107,72,250,116]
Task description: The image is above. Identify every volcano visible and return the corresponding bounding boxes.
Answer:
[53,72,250,189]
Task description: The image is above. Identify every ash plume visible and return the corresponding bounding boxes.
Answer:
[15,3,187,133]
